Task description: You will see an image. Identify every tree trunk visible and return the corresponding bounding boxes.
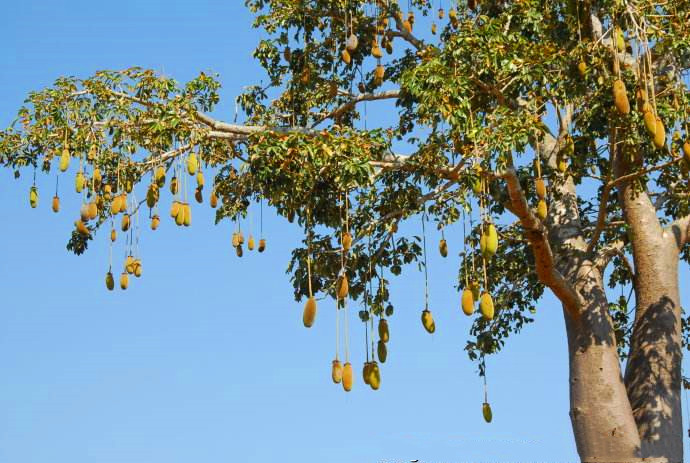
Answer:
[563,260,643,461]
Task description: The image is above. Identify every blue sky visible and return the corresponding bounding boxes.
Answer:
[1,2,688,463]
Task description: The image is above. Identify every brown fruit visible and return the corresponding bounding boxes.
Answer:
[377,340,388,363]
[535,178,546,199]
[151,215,160,230]
[195,187,203,204]
[110,228,117,242]
[258,238,266,253]
[52,195,60,213]
[421,309,435,334]
[369,362,381,390]
[337,274,349,300]
[342,362,353,392]
[75,220,90,236]
[210,190,218,208]
[483,402,493,423]
[378,319,389,343]
[612,79,630,115]
[303,297,317,328]
[146,184,159,208]
[121,214,130,232]
[341,49,351,65]
[362,362,372,385]
[170,176,179,195]
[105,271,114,291]
[402,20,412,34]
[341,232,353,251]
[439,239,448,258]
[643,110,657,137]
[331,359,343,384]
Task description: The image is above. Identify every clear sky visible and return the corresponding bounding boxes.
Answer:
[1,2,688,463]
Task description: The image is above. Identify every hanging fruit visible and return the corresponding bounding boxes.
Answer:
[187,152,199,175]
[535,178,546,199]
[377,340,387,363]
[105,271,114,291]
[480,292,495,320]
[170,176,179,195]
[151,215,160,230]
[75,220,90,236]
[120,272,129,290]
[346,33,358,52]
[653,117,666,149]
[258,238,266,253]
[183,203,191,227]
[537,200,548,220]
[342,231,352,251]
[421,309,435,333]
[337,274,349,300]
[154,166,166,186]
[303,296,317,328]
[342,362,353,392]
[482,402,493,423]
[612,79,630,115]
[29,186,39,208]
[194,187,203,204]
[341,49,351,65]
[461,288,474,316]
[210,189,218,208]
[52,195,60,213]
[378,318,389,343]
[480,224,498,258]
[439,239,448,257]
[369,362,381,390]
[75,171,85,193]
[121,213,131,232]
[331,359,343,384]
[363,362,372,385]
[248,235,255,251]
[59,147,70,172]
[110,228,117,242]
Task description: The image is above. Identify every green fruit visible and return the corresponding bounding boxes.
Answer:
[378,318,389,343]
[105,271,114,291]
[377,340,388,363]
[369,362,381,390]
[29,186,39,208]
[483,402,493,423]
[75,171,85,193]
[480,292,495,320]
[470,280,480,300]
[59,148,70,172]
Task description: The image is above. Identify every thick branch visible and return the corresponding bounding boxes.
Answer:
[667,215,690,250]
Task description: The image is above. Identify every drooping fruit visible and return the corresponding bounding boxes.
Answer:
[154,166,166,186]
[537,200,548,220]
[378,319,389,343]
[187,152,199,175]
[535,178,546,199]
[653,117,666,149]
[110,228,117,242]
[337,274,349,300]
[120,272,129,290]
[258,238,266,253]
[151,215,160,230]
[196,171,204,189]
[431,22,437,35]
[362,362,372,385]
[80,203,90,222]
[183,203,191,227]
[377,340,387,363]
[332,359,343,384]
[643,109,656,137]
[577,60,587,76]
[483,402,493,423]
[93,168,102,187]
[170,201,180,219]
[421,309,435,334]
[480,224,498,258]
[342,232,353,251]
[341,49,351,65]
[170,176,179,195]
[439,239,448,258]
[231,232,240,248]
[59,148,70,172]
[248,235,255,251]
[438,7,445,19]
[146,184,159,208]
[52,195,60,213]
[480,292,495,320]
[461,288,474,316]
[121,214,130,232]
[87,201,98,220]
[29,186,39,208]
[303,296,317,328]
[133,260,142,278]
[194,187,203,204]
[210,190,218,208]
[125,255,135,274]
[612,79,630,115]
[105,271,114,291]
[342,362,353,392]
[75,171,85,193]
[374,64,385,85]
[683,140,690,163]
[369,362,381,390]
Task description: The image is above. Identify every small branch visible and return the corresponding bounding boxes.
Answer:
[311,90,400,128]
[667,215,690,250]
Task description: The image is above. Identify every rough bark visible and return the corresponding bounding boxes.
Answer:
[615,153,684,462]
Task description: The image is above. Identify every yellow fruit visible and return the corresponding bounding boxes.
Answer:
[402,20,412,34]
[461,288,474,316]
[537,199,548,220]
[151,215,160,230]
[438,7,445,19]
[121,214,130,232]
[480,292,495,320]
[175,204,185,226]
[146,184,159,208]
[105,271,114,291]
[483,402,493,423]
[372,44,383,59]
[124,179,133,194]
[238,232,245,245]
[303,296,317,328]
[183,203,191,227]
[110,196,121,215]
[258,238,266,253]
[421,309,435,334]
[615,26,625,53]
[125,255,135,274]
[196,171,204,189]
[155,166,166,184]
[378,319,389,343]
[110,228,117,242]
[87,201,98,220]
[643,110,657,137]
[231,232,240,248]
[52,195,60,213]
[75,220,90,236]
[337,274,349,300]
[375,64,385,83]
[194,187,203,204]
[577,60,587,76]
[558,158,568,173]
[439,239,448,258]
[535,178,546,199]
[134,261,142,278]
[75,171,85,193]
[170,176,179,195]
[653,117,666,149]
[248,235,255,251]
[341,49,351,65]
[342,362,353,392]
[80,204,90,222]
[342,232,353,251]
[29,187,39,208]
[103,184,112,200]
[480,224,498,258]
[377,340,387,363]
[612,79,630,115]
[431,22,437,34]
[331,360,343,384]
[170,201,180,219]
[210,190,218,208]
[187,153,198,175]
[363,362,372,385]
[120,272,129,290]
[683,141,690,163]
[59,148,70,172]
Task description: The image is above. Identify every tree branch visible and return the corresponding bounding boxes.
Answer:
[311,89,400,127]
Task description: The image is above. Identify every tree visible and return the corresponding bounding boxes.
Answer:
[1,0,689,461]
